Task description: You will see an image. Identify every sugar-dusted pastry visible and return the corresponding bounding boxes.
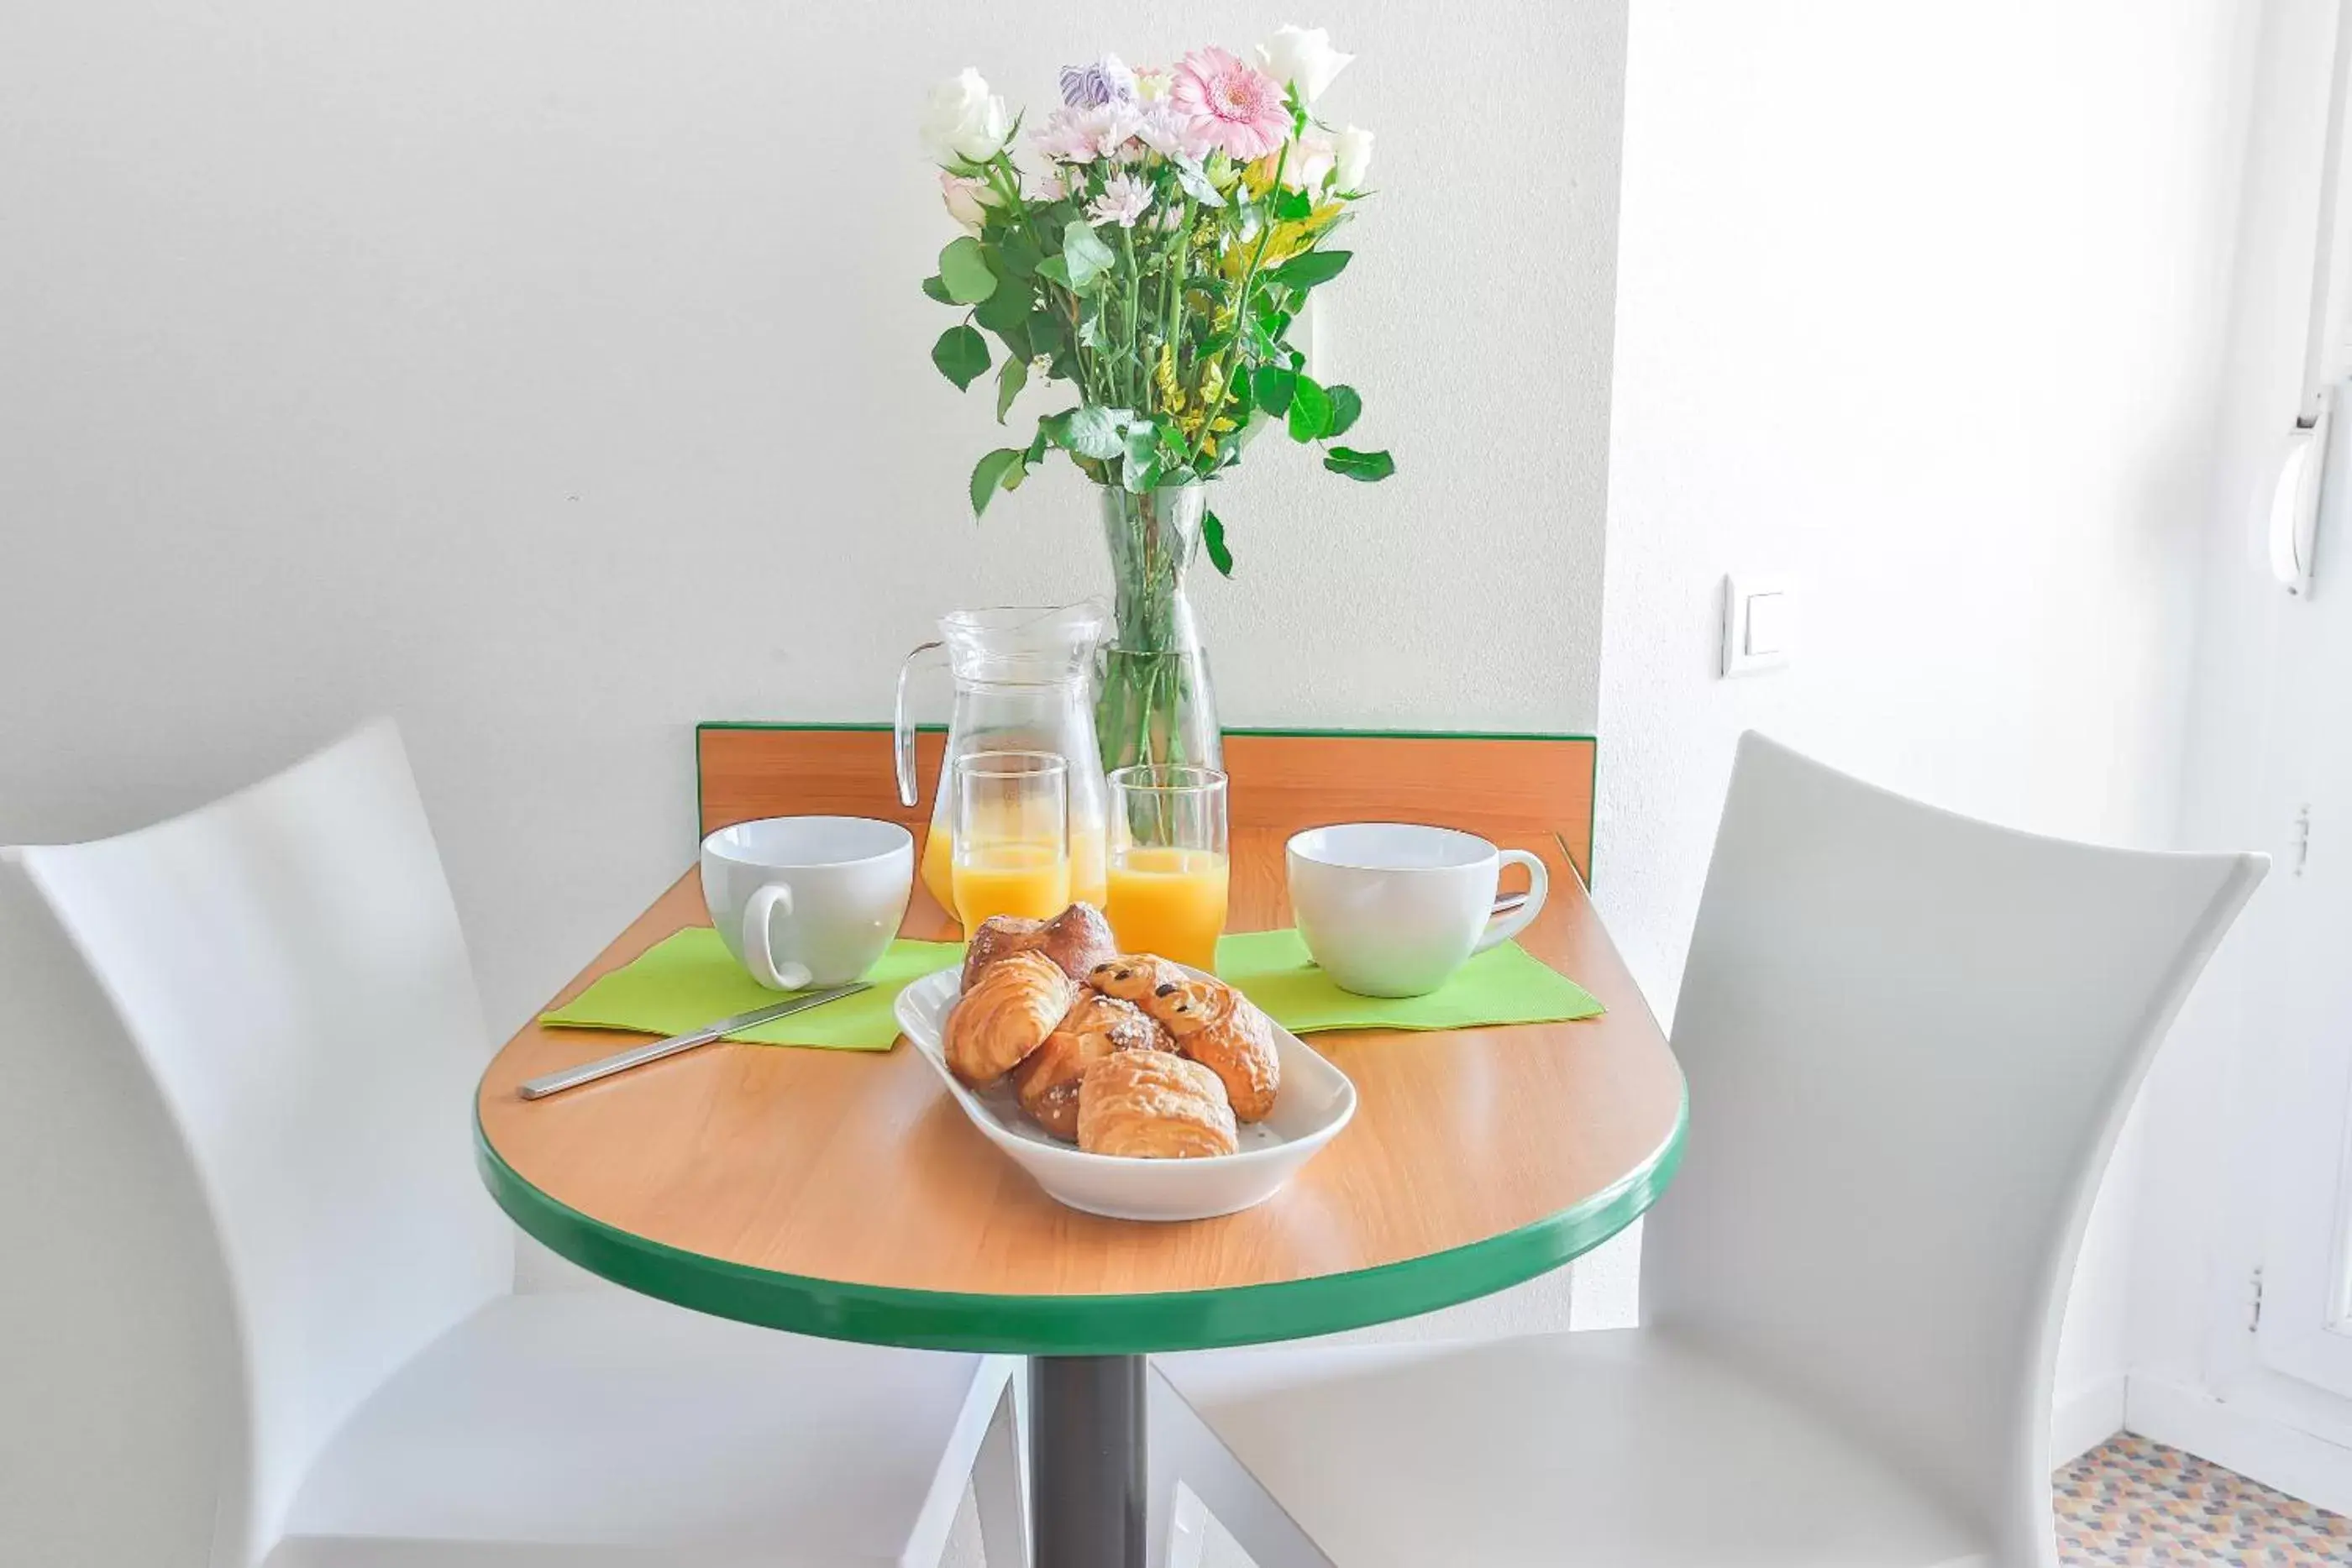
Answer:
[1013,993,1173,1141]
[1076,1050,1238,1159]
[1086,953,1188,1004]
[1142,976,1282,1122]
[945,950,1075,1086]
[961,903,1118,991]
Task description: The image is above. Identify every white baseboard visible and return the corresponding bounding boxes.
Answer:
[2125,1372,2352,1516]
[2052,1377,2128,1466]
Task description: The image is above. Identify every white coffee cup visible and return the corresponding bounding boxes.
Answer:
[1286,823,1551,998]
[699,816,913,990]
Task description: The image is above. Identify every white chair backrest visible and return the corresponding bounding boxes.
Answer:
[1644,733,2262,1565]
[7,719,510,1563]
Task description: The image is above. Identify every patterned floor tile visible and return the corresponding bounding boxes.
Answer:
[2055,1434,2352,1565]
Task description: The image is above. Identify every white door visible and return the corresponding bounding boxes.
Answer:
[2256,398,2352,1398]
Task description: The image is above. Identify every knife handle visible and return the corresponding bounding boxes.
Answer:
[517,1024,730,1100]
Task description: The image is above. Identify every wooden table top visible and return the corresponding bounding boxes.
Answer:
[474,829,1685,1355]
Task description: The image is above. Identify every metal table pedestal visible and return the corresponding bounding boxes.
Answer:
[1030,1355,1147,1568]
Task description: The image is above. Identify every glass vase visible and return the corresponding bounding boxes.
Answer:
[1095,484,1223,774]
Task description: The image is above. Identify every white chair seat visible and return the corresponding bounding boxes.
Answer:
[270,1292,1005,1568]
[1157,1329,1988,1568]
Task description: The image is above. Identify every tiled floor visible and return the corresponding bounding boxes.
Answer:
[2056,1434,2352,1565]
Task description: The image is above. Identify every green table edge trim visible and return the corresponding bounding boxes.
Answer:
[471,1080,1684,1356]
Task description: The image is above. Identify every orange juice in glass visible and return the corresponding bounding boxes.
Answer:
[953,840,1071,924]
[1105,765,1229,972]
[923,820,1106,915]
[950,751,1071,929]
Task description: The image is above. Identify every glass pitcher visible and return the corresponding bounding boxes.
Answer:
[895,604,1111,921]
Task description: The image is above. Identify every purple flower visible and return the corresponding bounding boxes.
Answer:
[1059,54,1137,108]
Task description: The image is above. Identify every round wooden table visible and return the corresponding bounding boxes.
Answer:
[475,831,1684,1567]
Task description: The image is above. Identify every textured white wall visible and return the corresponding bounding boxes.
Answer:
[0,0,1623,1042]
[2124,0,2352,1487]
[1588,0,2256,1434]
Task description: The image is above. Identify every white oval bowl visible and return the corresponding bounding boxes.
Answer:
[894,965,1357,1222]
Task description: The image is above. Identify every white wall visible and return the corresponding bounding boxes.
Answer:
[1590,0,2259,1445]
[0,0,1624,1042]
[2121,0,2352,1508]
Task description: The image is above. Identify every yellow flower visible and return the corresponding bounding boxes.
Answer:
[1242,155,1281,200]
[1221,202,1349,281]
[1154,343,1185,414]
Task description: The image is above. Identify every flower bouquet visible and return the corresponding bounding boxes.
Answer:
[919,25,1394,772]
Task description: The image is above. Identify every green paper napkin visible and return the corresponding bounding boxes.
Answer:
[539,929,963,1051]
[1214,928,1604,1034]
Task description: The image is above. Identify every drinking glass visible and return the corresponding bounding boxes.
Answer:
[951,751,1071,930]
[1105,764,1230,972]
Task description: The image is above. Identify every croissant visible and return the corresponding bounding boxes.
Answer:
[1076,1050,1238,1158]
[1142,975,1282,1122]
[962,904,1118,991]
[1086,953,1189,1004]
[1013,993,1173,1141]
[945,950,1074,1086]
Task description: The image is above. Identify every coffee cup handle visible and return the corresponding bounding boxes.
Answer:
[1473,851,1549,954]
[742,882,814,992]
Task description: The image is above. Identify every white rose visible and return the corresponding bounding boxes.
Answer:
[1280,128,1336,192]
[1256,25,1354,105]
[1333,123,1373,191]
[920,69,1010,165]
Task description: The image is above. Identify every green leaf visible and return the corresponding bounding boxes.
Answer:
[1036,255,1074,289]
[1252,364,1297,416]
[1060,219,1117,292]
[1204,510,1235,577]
[1273,186,1314,222]
[1121,422,1163,492]
[998,228,1044,279]
[1024,426,1050,466]
[969,448,1024,517]
[1323,445,1395,482]
[1287,375,1333,442]
[1269,249,1352,291]
[995,353,1028,423]
[932,325,990,391]
[973,281,1032,357]
[1325,384,1362,438]
[1028,311,1068,359]
[1045,405,1130,460]
[938,237,998,304]
[921,274,953,305]
[1174,160,1226,207]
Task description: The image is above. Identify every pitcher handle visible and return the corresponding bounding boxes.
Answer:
[894,641,944,808]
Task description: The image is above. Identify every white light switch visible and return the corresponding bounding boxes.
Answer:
[1722,576,1793,678]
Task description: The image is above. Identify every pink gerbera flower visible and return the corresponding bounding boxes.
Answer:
[1170,46,1289,162]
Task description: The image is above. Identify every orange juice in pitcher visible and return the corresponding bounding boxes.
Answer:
[895,605,1111,930]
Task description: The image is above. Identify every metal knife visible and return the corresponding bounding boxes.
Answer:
[517,983,872,1100]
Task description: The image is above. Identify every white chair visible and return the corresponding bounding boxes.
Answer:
[0,718,1027,1568]
[1148,732,2265,1568]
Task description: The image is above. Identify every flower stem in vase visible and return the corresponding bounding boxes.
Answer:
[1097,484,1221,777]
